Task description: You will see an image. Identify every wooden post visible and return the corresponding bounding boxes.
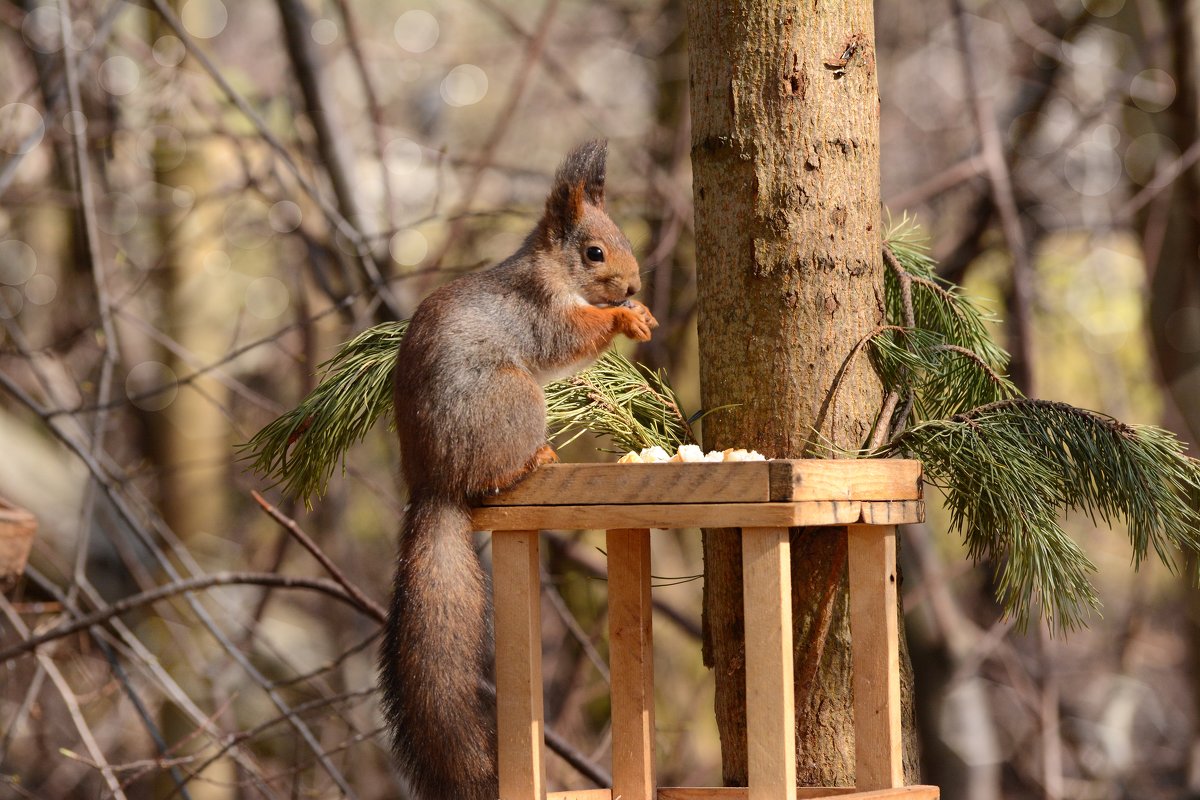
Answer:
[741,526,797,800]
[493,529,547,799]
[607,528,656,799]
[847,525,903,790]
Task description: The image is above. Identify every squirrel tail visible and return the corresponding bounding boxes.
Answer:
[380,495,497,800]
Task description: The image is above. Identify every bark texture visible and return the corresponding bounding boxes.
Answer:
[686,0,914,786]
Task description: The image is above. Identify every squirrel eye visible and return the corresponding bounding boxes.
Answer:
[585,246,605,263]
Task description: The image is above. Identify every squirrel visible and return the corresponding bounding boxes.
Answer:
[379,140,658,800]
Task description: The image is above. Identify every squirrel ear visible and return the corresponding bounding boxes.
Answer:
[536,140,608,243]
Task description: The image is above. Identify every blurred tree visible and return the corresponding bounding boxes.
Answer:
[686,0,918,788]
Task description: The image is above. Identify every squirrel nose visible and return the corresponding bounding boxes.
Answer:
[625,284,637,298]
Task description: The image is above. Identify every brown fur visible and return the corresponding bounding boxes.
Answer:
[381,140,656,799]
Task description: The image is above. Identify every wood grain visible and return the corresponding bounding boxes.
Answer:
[768,461,921,502]
[847,525,903,791]
[546,791,612,800]
[484,462,772,506]
[859,501,924,526]
[480,461,921,507]
[493,530,547,799]
[741,526,796,800]
[473,502,863,531]
[608,528,656,800]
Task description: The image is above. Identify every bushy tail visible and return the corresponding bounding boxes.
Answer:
[380,496,497,800]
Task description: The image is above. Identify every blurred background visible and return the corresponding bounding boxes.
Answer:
[1,0,1198,797]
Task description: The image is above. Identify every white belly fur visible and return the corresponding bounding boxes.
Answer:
[533,354,600,386]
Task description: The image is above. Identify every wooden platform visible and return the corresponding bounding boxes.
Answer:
[473,459,923,530]
[474,459,937,800]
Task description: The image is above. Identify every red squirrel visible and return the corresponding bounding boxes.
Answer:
[380,140,657,800]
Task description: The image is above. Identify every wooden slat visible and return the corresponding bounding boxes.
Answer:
[547,791,612,800]
[484,462,772,506]
[742,526,797,800]
[608,528,656,800]
[657,789,938,800]
[472,501,862,531]
[847,525,903,791]
[479,460,921,507]
[493,530,547,800]
[858,501,923,526]
[769,461,921,502]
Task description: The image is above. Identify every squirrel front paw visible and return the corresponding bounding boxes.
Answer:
[616,300,659,342]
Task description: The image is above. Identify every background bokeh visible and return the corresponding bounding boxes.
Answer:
[1,0,1198,797]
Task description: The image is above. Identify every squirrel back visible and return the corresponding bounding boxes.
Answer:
[380,140,657,799]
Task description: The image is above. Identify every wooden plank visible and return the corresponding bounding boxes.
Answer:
[657,789,937,800]
[607,528,656,800]
[493,530,547,800]
[858,501,924,526]
[769,461,921,502]
[547,791,612,800]
[483,462,772,506]
[472,502,862,532]
[741,526,796,800]
[847,525,903,791]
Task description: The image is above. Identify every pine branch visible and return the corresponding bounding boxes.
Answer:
[882,399,1200,631]
[239,321,408,504]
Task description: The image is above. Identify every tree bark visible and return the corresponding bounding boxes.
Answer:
[686,0,916,786]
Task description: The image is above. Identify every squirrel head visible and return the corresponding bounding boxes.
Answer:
[532,140,642,307]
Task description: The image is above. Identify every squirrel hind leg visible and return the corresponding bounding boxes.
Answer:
[480,443,558,496]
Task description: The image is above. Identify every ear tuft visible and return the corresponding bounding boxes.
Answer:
[536,140,608,244]
[556,139,607,207]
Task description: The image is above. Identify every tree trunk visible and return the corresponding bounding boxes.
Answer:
[686,0,917,786]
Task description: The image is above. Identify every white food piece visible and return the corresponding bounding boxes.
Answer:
[618,445,768,464]
[638,445,670,463]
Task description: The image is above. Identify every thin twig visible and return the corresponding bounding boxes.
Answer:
[0,571,371,665]
[426,0,561,271]
[332,0,395,227]
[950,0,1036,393]
[250,491,387,623]
[274,0,400,316]
[0,363,359,798]
[147,0,394,320]
[0,595,129,800]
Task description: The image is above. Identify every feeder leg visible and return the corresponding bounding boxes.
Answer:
[742,526,797,800]
[607,528,656,800]
[493,529,547,799]
[847,524,903,790]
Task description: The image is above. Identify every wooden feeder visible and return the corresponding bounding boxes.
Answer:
[0,497,36,593]
[474,458,939,800]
